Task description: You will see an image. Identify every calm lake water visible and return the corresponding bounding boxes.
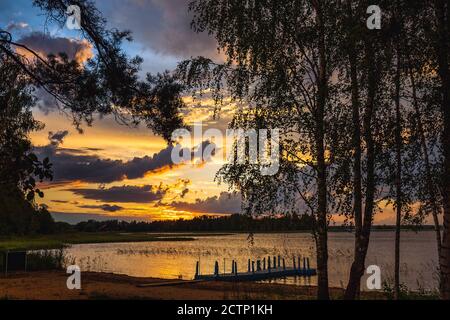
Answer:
[66,231,439,291]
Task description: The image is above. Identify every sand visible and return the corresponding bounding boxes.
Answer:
[0,271,383,300]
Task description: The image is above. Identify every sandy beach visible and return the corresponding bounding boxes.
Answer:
[0,271,384,300]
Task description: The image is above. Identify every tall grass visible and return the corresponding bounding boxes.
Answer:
[382,279,440,300]
[77,255,108,272]
[26,249,74,271]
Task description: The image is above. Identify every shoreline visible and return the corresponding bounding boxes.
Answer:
[0,232,201,251]
[0,271,385,300]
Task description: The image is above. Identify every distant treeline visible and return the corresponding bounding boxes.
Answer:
[75,214,315,233]
[73,214,437,233]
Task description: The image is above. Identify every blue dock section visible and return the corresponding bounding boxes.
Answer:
[194,255,316,281]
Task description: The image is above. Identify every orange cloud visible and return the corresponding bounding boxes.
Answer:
[16,32,93,65]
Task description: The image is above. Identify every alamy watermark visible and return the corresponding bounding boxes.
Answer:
[66,5,81,30]
[366,265,382,290]
[367,5,382,30]
[66,265,81,290]
[171,122,280,176]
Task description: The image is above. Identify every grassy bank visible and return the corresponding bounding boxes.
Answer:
[0,232,200,251]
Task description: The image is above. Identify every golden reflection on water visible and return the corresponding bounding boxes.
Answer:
[66,231,439,290]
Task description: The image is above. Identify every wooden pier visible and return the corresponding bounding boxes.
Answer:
[194,255,316,281]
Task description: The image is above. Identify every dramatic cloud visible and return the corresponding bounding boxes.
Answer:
[68,185,167,203]
[149,0,218,57]
[35,133,176,184]
[34,88,59,113]
[48,130,69,146]
[47,146,174,183]
[170,192,242,214]
[17,31,93,64]
[51,200,69,204]
[35,132,215,184]
[97,0,218,58]
[78,204,124,212]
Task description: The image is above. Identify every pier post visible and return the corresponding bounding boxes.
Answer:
[278,255,281,268]
[307,257,310,269]
[273,256,276,269]
[214,261,219,277]
[234,261,238,275]
[282,258,286,270]
[293,256,296,269]
[231,260,235,274]
[248,259,251,272]
[268,257,271,271]
[257,260,261,271]
[195,261,200,277]
[252,261,255,273]
[303,257,307,271]
[263,257,266,270]
[297,257,301,270]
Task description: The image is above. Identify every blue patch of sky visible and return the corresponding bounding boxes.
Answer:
[1,0,179,75]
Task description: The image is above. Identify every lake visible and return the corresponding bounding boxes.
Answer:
[66,231,440,291]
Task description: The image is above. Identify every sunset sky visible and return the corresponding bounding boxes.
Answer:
[1,0,402,224]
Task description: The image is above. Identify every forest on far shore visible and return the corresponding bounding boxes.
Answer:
[73,214,437,233]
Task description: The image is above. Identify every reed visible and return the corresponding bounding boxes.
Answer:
[26,249,74,271]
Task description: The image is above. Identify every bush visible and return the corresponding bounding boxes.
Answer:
[0,189,57,236]
[382,280,439,300]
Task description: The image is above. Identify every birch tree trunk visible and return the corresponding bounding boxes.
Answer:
[394,49,403,300]
[314,0,330,300]
[410,70,442,257]
[434,0,450,299]
[345,39,378,299]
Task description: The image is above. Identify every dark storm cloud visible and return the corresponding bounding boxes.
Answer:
[170,192,241,214]
[34,131,176,183]
[150,0,218,57]
[97,0,218,58]
[68,185,167,203]
[35,132,216,184]
[35,88,59,113]
[78,204,124,212]
[85,147,104,152]
[17,31,93,63]
[180,187,189,198]
[51,200,69,204]
[37,144,175,184]
[48,130,69,145]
